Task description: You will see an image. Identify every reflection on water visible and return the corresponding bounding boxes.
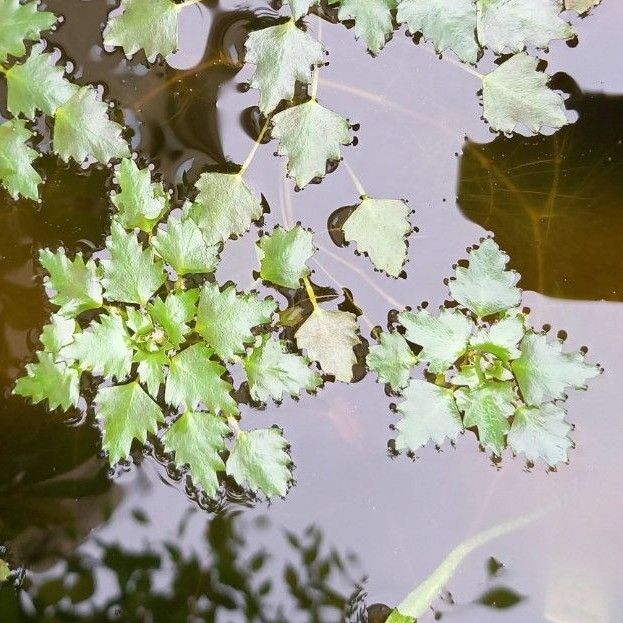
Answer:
[458,78,623,301]
[1,0,622,621]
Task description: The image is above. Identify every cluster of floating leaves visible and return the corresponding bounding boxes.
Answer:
[368,239,601,467]
[1,0,604,499]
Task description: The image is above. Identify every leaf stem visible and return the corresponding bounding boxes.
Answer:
[176,0,204,10]
[227,416,241,436]
[238,115,272,177]
[343,160,367,198]
[310,17,323,99]
[302,276,319,312]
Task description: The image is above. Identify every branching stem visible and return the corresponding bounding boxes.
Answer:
[176,0,205,10]
[343,160,367,198]
[310,17,323,99]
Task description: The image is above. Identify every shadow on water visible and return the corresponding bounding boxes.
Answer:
[458,76,623,302]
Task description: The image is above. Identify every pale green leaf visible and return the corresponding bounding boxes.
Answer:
[257,225,314,289]
[398,308,474,373]
[163,411,229,497]
[40,314,78,357]
[53,86,130,164]
[367,331,416,391]
[226,428,293,497]
[482,53,568,134]
[195,283,276,361]
[147,289,198,348]
[329,0,397,55]
[14,351,80,411]
[469,314,524,360]
[39,248,103,317]
[111,158,169,232]
[245,20,324,113]
[6,47,77,118]
[288,0,319,20]
[477,0,573,54]
[152,216,218,275]
[295,308,359,382]
[244,334,322,402]
[95,381,164,464]
[397,0,479,64]
[449,238,521,317]
[0,118,42,200]
[0,0,57,63]
[511,332,600,406]
[102,221,166,305]
[456,381,515,454]
[509,403,572,467]
[186,172,263,245]
[135,349,167,398]
[103,0,179,60]
[165,343,238,414]
[395,380,463,451]
[449,364,481,389]
[565,0,600,13]
[0,559,10,583]
[342,197,411,277]
[61,312,133,381]
[272,100,352,188]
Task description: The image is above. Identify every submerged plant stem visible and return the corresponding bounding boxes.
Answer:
[310,17,323,99]
[343,160,367,198]
[176,0,205,10]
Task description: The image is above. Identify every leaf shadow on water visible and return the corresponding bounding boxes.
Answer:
[458,74,623,302]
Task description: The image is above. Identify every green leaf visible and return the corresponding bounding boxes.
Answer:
[469,314,524,360]
[0,559,10,583]
[39,248,103,317]
[111,158,169,232]
[186,172,264,245]
[257,225,314,289]
[367,331,416,391]
[288,0,319,20]
[146,289,199,348]
[449,238,521,317]
[6,47,77,118]
[61,312,133,381]
[40,314,78,357]
[456,381,515,454]
[508,403,572,467]
[511,331,600,406]
[103,0,179,60]
[398,308,474,374]
[342,197,411,277]
[53,86,130,164]
[14,351,80,411]
[0,118,42,200]
[397,0,479,64]
[135,349,167,398]
[0,0,57,63]
[395,380,463,452]
[95,381,164,464]
[329,0,397,55]
[295,308,359,382]
[195,283,276,361]
[565,0,600,13]
[165,343,238,414]
[244,334,322,402]
[163,411,229,498]
[245,20,324,113]
[226,428,293,497]
[481,53,568,134]
[476,0,573,54]
[272,100,352,188]
[152,216,219,275]
[102,221,166,305]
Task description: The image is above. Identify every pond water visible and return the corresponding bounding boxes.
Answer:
[1,1,622,621]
